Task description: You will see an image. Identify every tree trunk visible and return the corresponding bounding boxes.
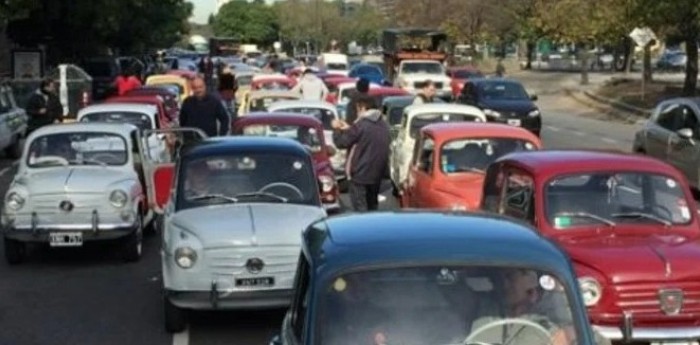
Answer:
[683,38,699,96]
[525,41,535,70]
[643,43,652,83]
[580,44,590,85]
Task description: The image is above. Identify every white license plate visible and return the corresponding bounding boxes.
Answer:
[49,232,83,247]
[507,119,522,126]
[235,277,274,287]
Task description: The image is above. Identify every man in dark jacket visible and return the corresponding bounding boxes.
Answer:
[179,77,230,137]
[26,78,62,134]
[344,78,370,124]
[332,94,390,211]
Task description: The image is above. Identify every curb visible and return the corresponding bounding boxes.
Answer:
[582,90,652,117]
[563,89,647,124]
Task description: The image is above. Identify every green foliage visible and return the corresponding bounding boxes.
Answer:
[0,0,39,21]
[213,0,279,45]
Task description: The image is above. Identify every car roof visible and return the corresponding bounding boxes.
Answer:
[404,103,486,119]
[248,90,300,99]
[181,136,311,160]
[423,122,542,144]
[267,100,337,112]
[369,87,408,96]
[236,112,324,127]
[496,150,683,179]
[305,212,571,277]
[468,78,523,86]
[78,103,157,115]
[27,122,136,140]
[252,74,288,81]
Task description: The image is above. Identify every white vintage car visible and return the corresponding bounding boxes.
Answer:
[266,100,348,185]
[159,136,326,333]
[77,103,169,163]
[336,81,380,106]
[390,103,486,195]
[395,59,452,100]
[1,123,154,264]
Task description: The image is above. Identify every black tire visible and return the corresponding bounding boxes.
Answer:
[5,136,23,159]
[144,214,159,236]
[122,214,143,262]
[164,295,187,333]
[4,237,25,265]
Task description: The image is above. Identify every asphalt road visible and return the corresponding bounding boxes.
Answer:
[0,93,643,345]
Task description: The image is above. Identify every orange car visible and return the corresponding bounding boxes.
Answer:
[401,122,542,210]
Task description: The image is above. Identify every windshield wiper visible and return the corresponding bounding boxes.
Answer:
[234,192,288,203]
[612,212,672,227]
[555,212,616,226]
[189,194,239,203]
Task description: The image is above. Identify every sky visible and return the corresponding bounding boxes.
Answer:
[190,0,281,24]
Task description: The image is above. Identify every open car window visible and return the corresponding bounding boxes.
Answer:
[441,138,537,173]
[320,265,579,345]
[27,132,128,167]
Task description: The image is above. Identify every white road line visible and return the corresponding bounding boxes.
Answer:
[601,137,618,144]
[0,161,19,178]
[545,125,560,132]
[172,327,189,345]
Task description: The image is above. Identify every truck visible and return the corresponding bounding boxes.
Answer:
[209,37,241,56]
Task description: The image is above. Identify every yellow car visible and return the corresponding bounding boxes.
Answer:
[145,74,192,104]
[237,90,301,116]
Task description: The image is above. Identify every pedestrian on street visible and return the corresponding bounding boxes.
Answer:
[332,94,390,212]
[198,55,215,90]
[179,77,230,137]
[291,68,329,101]
[216,68,238,121]
[114,67,142,96]
[344,78,370,124]
[495,58,506,77]
[26,78,63,134]
[412,80,436,105]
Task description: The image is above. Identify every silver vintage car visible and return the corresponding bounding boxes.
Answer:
[159,136,327,333]
[1,123,153,264]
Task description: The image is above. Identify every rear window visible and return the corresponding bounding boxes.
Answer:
[80,111,153,132]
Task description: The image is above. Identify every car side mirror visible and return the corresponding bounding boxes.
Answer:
[530,94,538,101]
[677,128,695,143]
[269,335,282,345]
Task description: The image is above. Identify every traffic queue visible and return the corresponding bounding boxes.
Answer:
[3,32,700,345]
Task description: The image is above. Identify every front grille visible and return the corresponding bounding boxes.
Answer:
[30,194,105,214]
[613,281,700,323]
[205,246,299,276]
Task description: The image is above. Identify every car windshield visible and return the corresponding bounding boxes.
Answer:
[177,153,318,210]
[272,107,336,130]
[409,113,482,138]
[401,62,444,74]
[546,172,692,228]
[355,65,382,75]
[453,70,484,79]
[27,132,128,167]
[441,138,538,173]
[240,124,323,152]
[258,81,291,91]
[479,82,530,101]
[320,266,579,345]
[80,111,153,131]
[388,106,407,125]
[251,97,298,112]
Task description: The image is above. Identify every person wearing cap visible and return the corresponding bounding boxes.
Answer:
[290,68,329,101]
[345,78,370,124]
[412,80,437,105]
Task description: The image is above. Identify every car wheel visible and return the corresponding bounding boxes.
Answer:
[164,295,187,333]
[122,214,143,262]
[5,136,23,159]
[4,237,25,265]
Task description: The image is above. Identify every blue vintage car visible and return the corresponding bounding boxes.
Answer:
[271,211,605,345]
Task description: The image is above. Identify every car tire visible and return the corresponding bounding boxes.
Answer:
[122,214,143,262]
[4,237,25,265]
[164,295,187,333]
[5,136,23,159]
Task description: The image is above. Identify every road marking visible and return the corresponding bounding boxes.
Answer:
[545,125,560,132]
[172,327,189,345]
[601,137,618,144]
[0,161,19,178]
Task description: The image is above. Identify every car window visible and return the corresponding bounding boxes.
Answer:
[546,172,692,228]
[417,137,434,173]
[679,106,700,138]
[409,113,483,139]
[388,106,405,126]
[272,107,336,130]
[355,65,381,75]
[320,266,579,345]
[502,171,534,221]
[241,124,323,152]
[441,138,538,174]
[482,165,505,212]
[655,103,680,131]
[478,82,530,101]
[27,132,128,167]
[80,111,153,132]
[400,62,444,74]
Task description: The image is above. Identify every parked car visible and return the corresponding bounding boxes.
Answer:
[0,82,28,158]
[160,137,327,332]
[481,150,700,343]
[394,59,452,100]
[656,51,687,72]
[458,78,541,136]
[232,113,340,212]
[145,74,192,104]
[251,74,296,91]
[270,212,601,345]
[335,86,408,119]
[322,76,356,105]
[390,103,486,196]
[124,86,180,123]
[237,90,302,116]
[336,81,380,106]
[2,123,153,264]
[633,98,700,189]
[266,100,346,185]
[447,67,483,100]
[401,123,542,208]
[348,63,388,85]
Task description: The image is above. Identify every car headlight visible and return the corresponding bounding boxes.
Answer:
[450,204,467,211]
[109,190,128,208]
[6,192,25,211]
[175,247,197,269]
[528,109,541,117]
[319,175,335,193]
[578,277,602,306]
[483,109,501,118]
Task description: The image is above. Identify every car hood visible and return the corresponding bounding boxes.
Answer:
[171,203,327,248]
[478,99,536,113]
[401,73,450,83]
[559,231,700,283]
[19,167,134,194]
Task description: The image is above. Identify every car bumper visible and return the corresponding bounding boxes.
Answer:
[3,212,138,242]
[594,324,700,342]
[166,288,293,310]
[490,115,541,135]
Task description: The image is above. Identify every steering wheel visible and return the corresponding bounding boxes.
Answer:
[465,318,553,345]
[259,182,304,199]
[90,153,120,163]
[651,204,673,220]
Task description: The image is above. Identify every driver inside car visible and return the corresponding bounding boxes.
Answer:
[184,160,213,199]
[467,269,571,345]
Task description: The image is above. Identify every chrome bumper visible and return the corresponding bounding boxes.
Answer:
[4,210,137,242]
[594,313,700,341]
[166,287,293,310]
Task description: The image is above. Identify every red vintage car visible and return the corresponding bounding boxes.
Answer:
[447,67,483,100]
[232,113,340,213]
[368,86,409,105]
[251,75,296,91]
[125,86,180,121]
[401,123,541,210]
[480,150,700,344]
[104,94,174,128]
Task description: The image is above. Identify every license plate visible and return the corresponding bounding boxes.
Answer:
[235,277,274,287]
[49,232,83,247]
[507,119,522,126]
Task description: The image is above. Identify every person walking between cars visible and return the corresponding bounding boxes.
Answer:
[345,78,370,124]
[332,94,390,211]
[26,78,63,134]
[198,55,215,90]
[115,67,142,96]
[291,68,329,101]
[179,77,230,137]
[412,80,436,105]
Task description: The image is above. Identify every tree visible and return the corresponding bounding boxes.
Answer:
[213,0,279,45]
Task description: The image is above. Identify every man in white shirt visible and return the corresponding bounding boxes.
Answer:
[291,68,329,101]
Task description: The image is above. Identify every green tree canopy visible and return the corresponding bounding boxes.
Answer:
[213,0,279,45]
